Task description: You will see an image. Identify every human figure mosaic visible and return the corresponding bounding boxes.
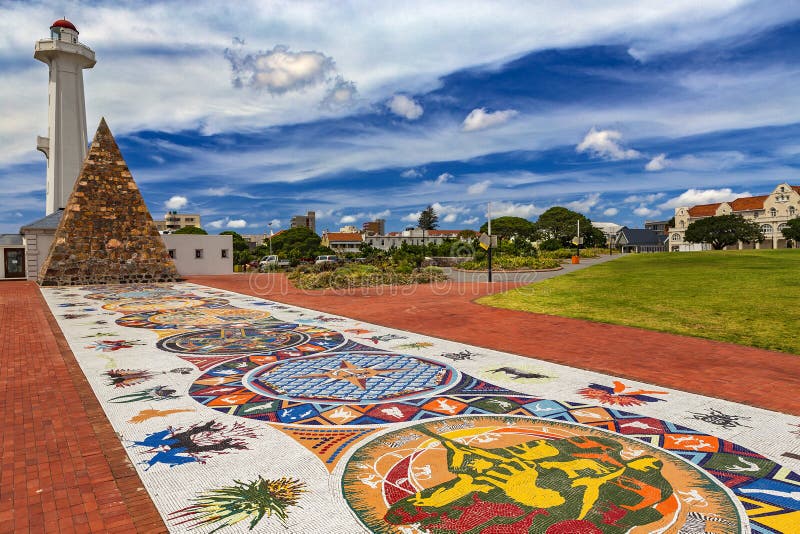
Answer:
[42,282,800,533]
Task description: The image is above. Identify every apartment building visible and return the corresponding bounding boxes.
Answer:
[154,212,201,233]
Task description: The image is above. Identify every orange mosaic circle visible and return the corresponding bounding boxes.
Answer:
[341,415,742,534]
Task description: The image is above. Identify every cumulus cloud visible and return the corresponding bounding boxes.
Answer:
[224,43,335,93]
[467,180,491,195]
[268,218,281,228]
[435,172,453,185]
[645,153,668,171]
[491,201,541,219]
[164,195,188,210]
[208,217,248,229]
[463,216,479,225]
[339,215,356,223]
[461,108,518,132]
[633,205,661,217]
[566,192,601,213]
[401,168,422,178]
[227,219,247,228]
[659,188,751,209]
[443,213,457,223]
[576,127,641,160]
[321,75,358,108]
[624,192,665,204]
[388,95,424,120]
[603,207,619,216]
[401,202,467,224]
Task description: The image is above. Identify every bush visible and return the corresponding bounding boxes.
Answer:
[289,264,446,289]
[538,238,562,251]
[459,256,560,270]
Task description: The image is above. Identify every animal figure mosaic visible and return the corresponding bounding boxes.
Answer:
[43,283,800,534]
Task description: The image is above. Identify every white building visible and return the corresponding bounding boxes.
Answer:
[162,235,233,275]
[34,19,96,215]
[364,229,475,251]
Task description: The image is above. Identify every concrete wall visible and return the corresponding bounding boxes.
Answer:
[22,232,54,280]
[162,234,233,276]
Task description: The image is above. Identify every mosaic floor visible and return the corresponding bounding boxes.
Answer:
[42,283,800,533]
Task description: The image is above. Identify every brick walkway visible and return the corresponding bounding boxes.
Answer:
[3,275,798,533]
[187,273,800,416]
[0,281,166,533]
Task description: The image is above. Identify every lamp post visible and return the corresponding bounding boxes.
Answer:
[487,202,493,283]
[268,222,273,255]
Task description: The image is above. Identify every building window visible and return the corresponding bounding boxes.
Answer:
[671,234,680,241]
[679,220,684,228]
[221,249,229,258]
[770,208,777,217]
[761,224,773,235]
[168,249,175,259]
[195,249,204,259]
[790,206,796,216]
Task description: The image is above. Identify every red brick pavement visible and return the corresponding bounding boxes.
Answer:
[0,281,166,533]
[188,273,800,416]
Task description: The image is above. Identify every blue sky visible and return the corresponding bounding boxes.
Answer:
[3,1,800,234]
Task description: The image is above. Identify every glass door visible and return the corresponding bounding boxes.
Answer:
[3,248,25,278]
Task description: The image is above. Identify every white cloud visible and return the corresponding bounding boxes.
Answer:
[164,195,188,210]
[463,216,479,225]
[576,127,641,160]
[224,44,335,94]
[227,219,247,228]
[659,188,751,209]
[633,205,662,218]
[339,215,356,223]
[268,218,281,228]
[645,153,668,171]
[566,192,601,213]
[461,108,518,132]
[443,213,457,223]
[401,169,422,178]
[204,187,232,196]
[435,172,453,185]
[624,192,665,204]
[370,209,391,219]
[603,207,619,216]
[322,75,358,108]
[207,218,225,229]
[388,95,423,120]
[491,201,541,219]
[402,211,421,223]
[467,180,491,195]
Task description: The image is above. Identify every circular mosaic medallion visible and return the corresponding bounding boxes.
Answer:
[117,307,273,330]
[246,352,457,404]
[157,323,345,356]
[84,285,187,300]
[342,415,742,534]
[103,296,228,314]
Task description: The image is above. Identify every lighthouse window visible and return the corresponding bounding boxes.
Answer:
[51,29,60,40]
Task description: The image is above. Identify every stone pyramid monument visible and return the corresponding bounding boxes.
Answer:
[38,118,180,286]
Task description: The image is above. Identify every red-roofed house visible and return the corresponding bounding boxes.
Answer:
[321,231,364,254]
[669,183,799,250]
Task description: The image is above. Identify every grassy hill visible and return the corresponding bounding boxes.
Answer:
[478,249,800,354]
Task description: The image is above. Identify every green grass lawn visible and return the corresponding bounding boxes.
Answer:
[478,250,800,354]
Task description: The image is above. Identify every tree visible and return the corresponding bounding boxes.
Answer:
[219,231,249,252]
[269,227,325,260]
[535,207,593,247]
[418,205,439,230]
[172,225,207,235]
[479,216,537,241]
[781,218,800,242]
[685,214,763,250]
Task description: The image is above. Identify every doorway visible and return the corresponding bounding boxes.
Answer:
[3,248,25,278]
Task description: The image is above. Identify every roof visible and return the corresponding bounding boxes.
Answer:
[616,227,665,246]
[20,209,64,231]
[730,195,768,211]
[0,234,23,246]
[687,203,721,217]
[51,19,78,32]
[324,232,363,242]
[792,186,800,194]
[427,229,466,236]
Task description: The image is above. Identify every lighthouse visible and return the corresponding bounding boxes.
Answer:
[34,19,96,215]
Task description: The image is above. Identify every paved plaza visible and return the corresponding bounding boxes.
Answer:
[2,278,800,533]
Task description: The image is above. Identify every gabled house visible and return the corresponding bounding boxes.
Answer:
[615,227,667,253]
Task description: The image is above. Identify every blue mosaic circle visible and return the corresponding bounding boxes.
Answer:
[245,352,458,404]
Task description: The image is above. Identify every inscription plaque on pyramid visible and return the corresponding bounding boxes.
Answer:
[38,118,180,286]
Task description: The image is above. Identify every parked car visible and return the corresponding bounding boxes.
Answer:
[259,255,291,270]
[315,255,339,265]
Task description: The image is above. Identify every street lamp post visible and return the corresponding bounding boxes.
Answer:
[268,222,273,255]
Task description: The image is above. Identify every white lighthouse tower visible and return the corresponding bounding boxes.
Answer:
[34,19,96,215]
